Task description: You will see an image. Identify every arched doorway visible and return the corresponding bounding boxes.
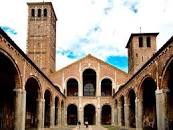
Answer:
[101,78,112,96]
[83,69,96,96]
[44,90,52,127]
[25,77,40,128]
[0,52,19,129]
[101,105,112,125]
[162,59,173,129]
[84,104,96,125]
[142,77,157,129]
[67,104,78,125]
[67,78,78,96]
[128,89,136,128]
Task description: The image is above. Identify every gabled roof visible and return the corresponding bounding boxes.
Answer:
[54,54,127,75]
[126,33,159,48]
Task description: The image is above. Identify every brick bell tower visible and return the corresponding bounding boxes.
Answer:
[27,2,57,74]
[126,33,159,75]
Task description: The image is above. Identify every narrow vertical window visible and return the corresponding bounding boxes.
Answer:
[139,37,143,47]
[44,9,47,17]
[38,9,41,17]
[31,9,35,17]
[147,37,151,47]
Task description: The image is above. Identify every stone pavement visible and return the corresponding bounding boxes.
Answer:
[72,125,107,130]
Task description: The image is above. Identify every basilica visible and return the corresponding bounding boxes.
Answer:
[0,2,173,130]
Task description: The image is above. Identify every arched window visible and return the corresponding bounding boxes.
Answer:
[101,78,112,96]
[31,9,35,17]
[38,9,41,17]
[67,78,78,96]
[83,69,96,96]
[139,37,143,47]
[44,9,47,17]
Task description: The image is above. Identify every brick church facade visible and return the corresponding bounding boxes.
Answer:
[0,1,173,130]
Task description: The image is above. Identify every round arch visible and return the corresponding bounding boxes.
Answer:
[84,104,96,125]
[0,51,21,129]
[44,89,52,127]
[67,104,78,125]
[127,89,136,128]
[140,77,157,129]
[101,78,112,96]
[160,56,173,128]
[83,69,97,96]
[66,78,78,96]
[0,49,22,88]
[101,104,112,125]
[25,77,41,128]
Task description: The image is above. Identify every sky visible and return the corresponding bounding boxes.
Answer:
[1,0,173,72]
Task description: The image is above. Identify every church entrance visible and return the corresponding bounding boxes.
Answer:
[101,105,112,125]
[67,104,78,125]
[84,104,95,125]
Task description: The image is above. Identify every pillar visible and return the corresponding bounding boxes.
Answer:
[114,104,118,126]
[155,89,169,130]
[61,105,65,126]
[37,99,45,130]
[117,101,122,126]
[58,105,61,126]
[55,106,58,126]
[50,104,55,128]
[79,97,83,125]
[124,97,130,128]
[14,89,26,130]
[135,97,143,130]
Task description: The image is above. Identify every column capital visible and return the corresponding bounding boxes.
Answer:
[37,98,45,102]
[13,88,26,93]
[124,103,130,107]
[155,89,169,95]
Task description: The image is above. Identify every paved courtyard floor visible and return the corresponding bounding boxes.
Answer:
[72,125,107,130]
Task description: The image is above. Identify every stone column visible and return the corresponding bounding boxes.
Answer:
[64,105,67,126]
[79,97,83,125]
[61,105,65,126]
[135,98,143,130]
[37,99,45,130]
[58,104,61,126]
[114,104,118,126]
[155,89,169,130]
[96,106,101,126]
[124,97,130,128]
[50,104,55,128]
[96,98,101,126]
[55,106,58,126]
[111,104,115,126]
[117,101,122,126]
[14,89,26,130]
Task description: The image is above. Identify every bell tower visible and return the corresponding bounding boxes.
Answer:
[126,33,159,74]
[27,2,57,74]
